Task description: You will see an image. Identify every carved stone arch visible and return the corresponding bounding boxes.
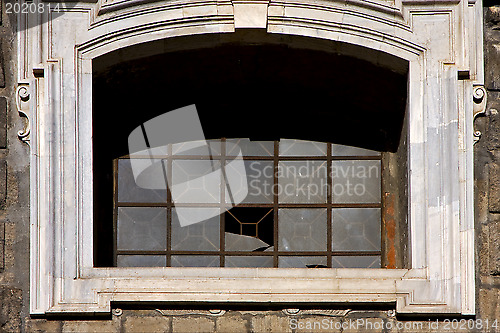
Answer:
[80,0,424,61]
[20,0,482,315]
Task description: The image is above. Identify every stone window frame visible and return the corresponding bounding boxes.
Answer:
[17,0,484,315]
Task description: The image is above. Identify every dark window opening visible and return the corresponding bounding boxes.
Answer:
[92,31,409,268]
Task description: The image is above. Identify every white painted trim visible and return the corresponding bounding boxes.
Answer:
[20,0,481,315]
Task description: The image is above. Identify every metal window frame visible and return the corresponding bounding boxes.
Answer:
[113,139,384,268]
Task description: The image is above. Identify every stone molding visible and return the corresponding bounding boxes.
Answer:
[18,0,483,315]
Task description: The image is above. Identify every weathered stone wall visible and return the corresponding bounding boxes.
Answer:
[0,6,29,333]
[0,3,499,333]
[474,4,500,327]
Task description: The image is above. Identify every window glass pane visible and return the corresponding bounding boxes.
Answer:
[172,140,221,156]
[280,139,327,156]
[226,139,273,156]
[225,233,273,252]
[171,256,220,267]
[331,256,381,268]
[171,160,221,203]
[117,207,167,251]
[171,208,220,251]
[226,160,274,204]
[278,256,327,268]
[118,159,167,203]
[331,160,381,203]
[278,161,328,203]
[278,209,327,251]
[331,144,381,157]
[332,208,381,251]
[225,256,274,268]
[225,207,274,251]
[117,255,166,267]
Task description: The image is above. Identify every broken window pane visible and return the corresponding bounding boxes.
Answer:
[225,207,274,251]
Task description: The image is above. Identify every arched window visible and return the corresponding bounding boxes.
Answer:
[24,0,481,313]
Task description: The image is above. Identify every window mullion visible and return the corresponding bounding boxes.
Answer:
[273,141,279,268]
[327,143,332,268]
[166,144,172,267]
[220,138,226,267]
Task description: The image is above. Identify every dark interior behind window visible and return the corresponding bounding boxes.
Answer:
[92,32,408,267]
